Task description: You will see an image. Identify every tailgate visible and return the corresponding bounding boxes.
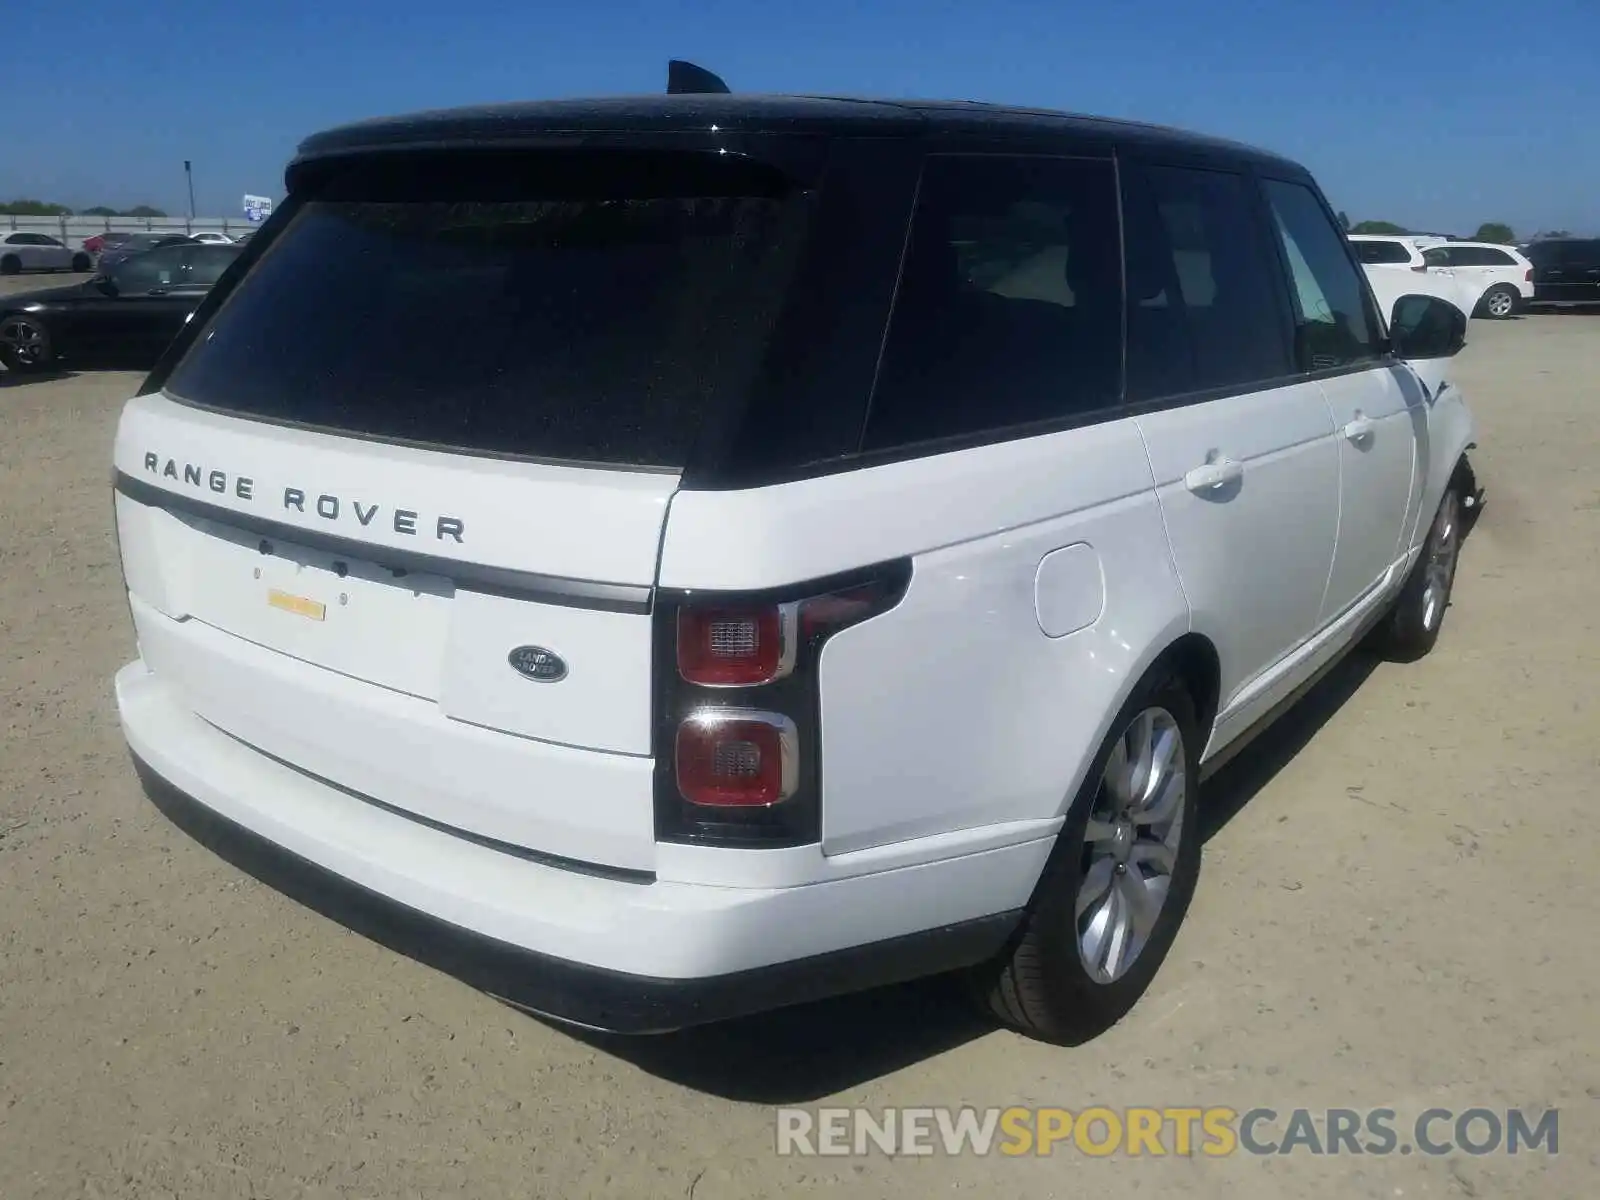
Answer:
[115,394,673,869]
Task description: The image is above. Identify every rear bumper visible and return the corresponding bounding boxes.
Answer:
[116,661,1036,1031]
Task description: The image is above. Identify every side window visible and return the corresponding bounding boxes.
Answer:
[113,247,186,292]
[1480,248,1516,266]
[1354,240,1412,265]
[1423,247,1453,267]
[39,235,65,248]
[1121,163,1291,402]
[862,154,1122,451]
[1262,179,1384,372]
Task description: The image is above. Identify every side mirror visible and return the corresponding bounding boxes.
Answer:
[1390,294,1466,360]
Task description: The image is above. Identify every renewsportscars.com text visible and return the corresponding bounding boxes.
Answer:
[775,1106,1559,1158]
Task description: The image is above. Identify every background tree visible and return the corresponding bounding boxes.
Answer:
[1350,219,1407,235]
[1472,222,1516,244]
[121,205,168,218]
[79,206,119,217]
[0,199,73,216]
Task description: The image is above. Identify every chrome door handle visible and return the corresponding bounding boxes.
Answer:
[1343,415,1376,442]
[1183,458,1243,492]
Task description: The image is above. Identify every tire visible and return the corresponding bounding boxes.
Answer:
[1479,285,1518,320]
[0,255,19,276]
[71,252,92,273]
[969,672,1202,1044]
[0,313,54,372]
[1370,484,1462,662]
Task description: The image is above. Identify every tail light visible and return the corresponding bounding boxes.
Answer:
[1526,268,1534,282]
[675,711,798,807]
[677,605,794,686]
[653,560,911,846]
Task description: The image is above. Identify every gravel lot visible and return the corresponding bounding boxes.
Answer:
[3,283,1598,1198]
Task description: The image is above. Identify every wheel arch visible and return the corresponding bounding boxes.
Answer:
[1049,624,1222,821]
[1476,281,1518,316]
[1153,632,1222,747]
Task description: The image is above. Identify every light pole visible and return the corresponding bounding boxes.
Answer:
[184,160,196,222]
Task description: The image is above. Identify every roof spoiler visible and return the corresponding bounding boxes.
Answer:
[667,60,731,95]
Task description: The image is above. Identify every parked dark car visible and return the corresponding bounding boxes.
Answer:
[0,243,242,372]
[95,232,199,272]
[1525,238,1600,307]
[83,230,138,257]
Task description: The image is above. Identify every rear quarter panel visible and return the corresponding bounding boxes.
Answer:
[659,419,1190,857]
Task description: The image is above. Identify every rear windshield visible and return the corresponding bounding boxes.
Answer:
[165,153,810,469]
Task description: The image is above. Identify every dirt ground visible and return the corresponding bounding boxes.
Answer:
[2,286,1598,1198]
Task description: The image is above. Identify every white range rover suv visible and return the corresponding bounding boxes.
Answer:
[111,71,1482,1044]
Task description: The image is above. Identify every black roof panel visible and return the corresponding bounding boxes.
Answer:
[292,93,1303,176]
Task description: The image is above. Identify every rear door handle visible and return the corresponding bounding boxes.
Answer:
[1184,458,1243,492]
[1343,414,1376,442]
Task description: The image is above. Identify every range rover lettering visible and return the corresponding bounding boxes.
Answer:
[111,63,1481,1043]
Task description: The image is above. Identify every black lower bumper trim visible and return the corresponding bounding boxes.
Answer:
[131,753,1023,1034]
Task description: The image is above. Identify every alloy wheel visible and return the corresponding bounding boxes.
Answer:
[1421,492,1460,632]
[1076,706,1187,984]
[0,317,47,365]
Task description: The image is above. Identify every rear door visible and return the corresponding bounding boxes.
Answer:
[113,150,812,868]
[99,246,196,355]
[36,234,73,270]
[1123,160,1339,725]
[130,244,241,357]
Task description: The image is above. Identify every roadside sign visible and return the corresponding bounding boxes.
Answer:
[243,195,274,223]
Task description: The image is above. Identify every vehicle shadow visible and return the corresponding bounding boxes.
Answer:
[554,974,992,1104]
[1197,649,1379,843]
[0,367,77,387]
[562,648,1395,1100]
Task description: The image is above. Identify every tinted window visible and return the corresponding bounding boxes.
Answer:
[185,245,241,285]
[1423,246,1453,267]
[1263,180,1384,371]
[113,247,186,291]
[166,153,810,468]
[1470,247,1516,266]
[862,154,1121,451]
[38,235,64,247]
[1352,239,1413,265]
[1122,163,1291,401]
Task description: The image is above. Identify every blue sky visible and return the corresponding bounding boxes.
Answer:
[7,0,1597,235]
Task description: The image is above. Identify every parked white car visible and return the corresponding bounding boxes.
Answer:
[1415,239,1533,319]
[111,83,1483,1044]
[189,231,235,245]
[0,231,92,275]
[1348,234,1475,320]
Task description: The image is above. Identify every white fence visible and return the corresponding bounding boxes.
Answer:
[1,215,268,252]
